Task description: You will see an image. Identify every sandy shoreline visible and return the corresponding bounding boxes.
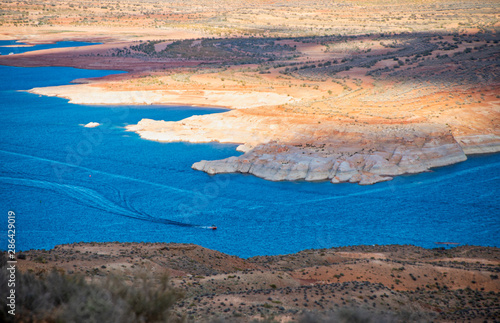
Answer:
[27,84,296,108]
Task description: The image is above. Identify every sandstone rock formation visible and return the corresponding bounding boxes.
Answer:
[455,134,500,154]
[191,129,466,185]
[128,111,470,185]
[28,84,295,108]
[83,122,100,128]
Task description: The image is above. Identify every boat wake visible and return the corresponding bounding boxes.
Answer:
[0,149,193,194]
[1,176,199,228]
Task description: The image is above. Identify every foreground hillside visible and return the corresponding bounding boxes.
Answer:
[3,243,499,322]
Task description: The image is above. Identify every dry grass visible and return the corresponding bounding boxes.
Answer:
[0,253,184,323]
[4,243,500,322]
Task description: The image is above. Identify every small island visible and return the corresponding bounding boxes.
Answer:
[83,122,100,128]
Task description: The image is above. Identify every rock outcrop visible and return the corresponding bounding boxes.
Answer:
[455,134,500,154]
[27,84,295,108]
[83,122,100,128]
[129,111,469,184]
[192,126,467,185]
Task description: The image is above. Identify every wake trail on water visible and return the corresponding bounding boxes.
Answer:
[0,176,201,228]
[0,148,272,210]
[0,149,193,195]
[0,149,270,210]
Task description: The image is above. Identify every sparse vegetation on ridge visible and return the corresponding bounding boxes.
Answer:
[3,243,500,322]
[0,254,184,323]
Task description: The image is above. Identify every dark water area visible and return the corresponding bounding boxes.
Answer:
[0,42,499,258]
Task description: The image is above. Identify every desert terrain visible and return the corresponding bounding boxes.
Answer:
[0,1,499,322]
[2,243,499,322]
[0,0,498,184]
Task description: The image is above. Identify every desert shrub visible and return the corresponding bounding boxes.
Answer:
[102,272,182,322]
[0,256,183,323]
[297,306,432,323]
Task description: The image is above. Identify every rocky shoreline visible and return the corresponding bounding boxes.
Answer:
[27,84,295,108]
[1,27,498,186]
[20,72,500,185]
[128,115,484,185]
[24,77,500,185]
[25,74,500,185]
[191,125,468,185]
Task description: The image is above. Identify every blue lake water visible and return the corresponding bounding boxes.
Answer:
[0,40,101,56]
[0,42,499,258]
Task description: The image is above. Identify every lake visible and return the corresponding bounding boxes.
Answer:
[0,41,499,258]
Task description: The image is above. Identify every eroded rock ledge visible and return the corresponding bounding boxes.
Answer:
[27,84,295,108]
[128,114,472,185]
[192,128,467,185]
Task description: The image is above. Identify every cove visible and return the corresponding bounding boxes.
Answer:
[0,42,498,258]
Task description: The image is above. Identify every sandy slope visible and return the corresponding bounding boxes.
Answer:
[9,243,500,322]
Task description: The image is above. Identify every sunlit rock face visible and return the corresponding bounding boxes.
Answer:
[128,112,470,184]
[190,123,467,185]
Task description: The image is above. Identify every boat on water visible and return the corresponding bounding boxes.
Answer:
[210,225,217,230]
